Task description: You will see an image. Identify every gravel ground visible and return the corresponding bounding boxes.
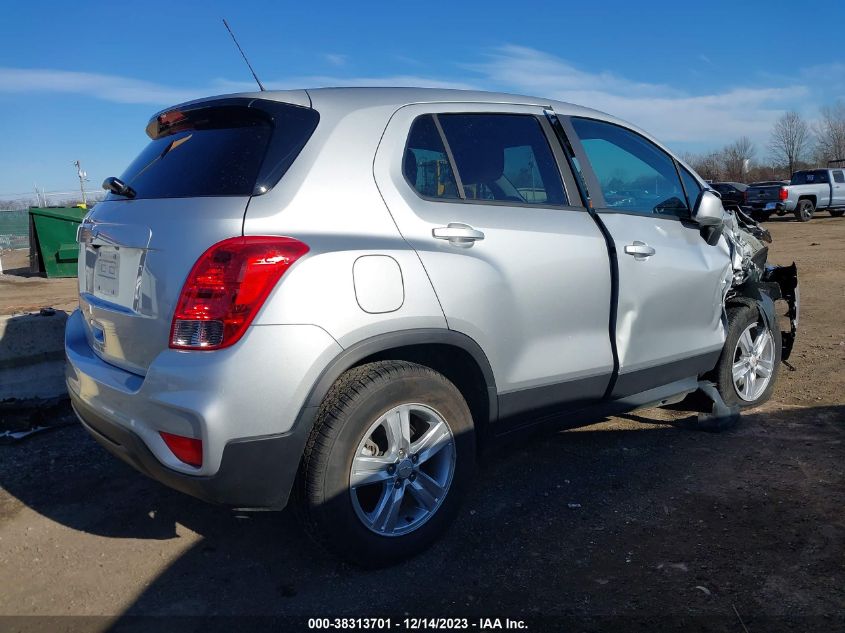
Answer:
[0,214,842,632]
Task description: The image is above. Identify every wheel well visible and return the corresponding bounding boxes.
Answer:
[353,343,491,437]
[798,195,816,206]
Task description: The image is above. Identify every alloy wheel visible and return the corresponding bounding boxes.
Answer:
[732,322,775,402]
[349,403,456,536]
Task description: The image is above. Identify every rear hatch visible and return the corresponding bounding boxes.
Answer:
[746,184,783,208]
[78,95,319,375]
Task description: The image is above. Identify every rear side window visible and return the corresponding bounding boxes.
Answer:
[402,113,567,206]
[112,102,318,200]
[834,170,845,183]
[438,114,567,206]
[571,117,689,217]
[403,115,460,200]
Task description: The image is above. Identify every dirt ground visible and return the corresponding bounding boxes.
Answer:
[0,249,77,315]
[0,214,842,632]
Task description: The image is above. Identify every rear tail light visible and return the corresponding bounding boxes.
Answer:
[160,431,203,467]
[779,187,788,201]
[170,236,309,350]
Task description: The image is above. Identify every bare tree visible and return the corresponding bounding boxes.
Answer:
[682,151,723,181]
[814,102,845,165]
[722,137,756,181]
[768,111,810,176]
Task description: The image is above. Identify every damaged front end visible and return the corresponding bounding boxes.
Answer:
[720,204,799,361]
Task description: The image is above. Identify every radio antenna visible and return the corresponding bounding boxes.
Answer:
[222,18,266,92]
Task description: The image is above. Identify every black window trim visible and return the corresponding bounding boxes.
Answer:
[401,111,582,212]
[562,114,698,224]
[431,114,466,200]
[675,161,702,217]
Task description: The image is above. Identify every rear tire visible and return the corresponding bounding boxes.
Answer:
[830,208,844,218]
[794,199,814,222]
[296,360,475,567]
[714,305,781,409]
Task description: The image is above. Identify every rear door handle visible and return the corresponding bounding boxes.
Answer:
[432,223,485,248]
[624,241,656,260]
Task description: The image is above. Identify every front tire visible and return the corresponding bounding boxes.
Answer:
[714,305,781,409]
[296,361,475,567]
[794,199,814,222]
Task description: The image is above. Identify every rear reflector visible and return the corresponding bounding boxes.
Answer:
[170,236,309,350]
[160,431,203,467]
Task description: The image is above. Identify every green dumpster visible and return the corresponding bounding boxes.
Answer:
[29,206,88,278]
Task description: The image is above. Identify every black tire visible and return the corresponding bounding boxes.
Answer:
[830,208,844,218]
[714,305,781,409]
[776,210,787,216]
[794,199,814,222]
[296,360,475,567]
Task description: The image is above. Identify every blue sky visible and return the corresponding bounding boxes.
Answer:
[1,0,843,199]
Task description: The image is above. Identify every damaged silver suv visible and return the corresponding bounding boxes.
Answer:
[66,88,798,566]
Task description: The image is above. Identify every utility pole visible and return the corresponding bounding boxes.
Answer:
[73,160,88,206]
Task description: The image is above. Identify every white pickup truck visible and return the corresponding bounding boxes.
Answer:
[746,168,845,221]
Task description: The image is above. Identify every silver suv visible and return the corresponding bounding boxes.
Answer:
[66,88,798,566]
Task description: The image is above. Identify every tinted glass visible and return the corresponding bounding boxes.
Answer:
[438,114,567,205]
[791,170,829,184]
[571,118,688,217]
[114,104,318,200]
[403,115,460,200]
[834,170,845,184]
[680,168,703,208]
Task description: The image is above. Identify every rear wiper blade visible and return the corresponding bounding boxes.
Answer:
[102,176,136,199]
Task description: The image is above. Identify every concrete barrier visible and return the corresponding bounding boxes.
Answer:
[0,309,68,402]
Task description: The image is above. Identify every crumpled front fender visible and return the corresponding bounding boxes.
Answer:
[728,263,799,362]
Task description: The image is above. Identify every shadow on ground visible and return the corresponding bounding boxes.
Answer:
[0,403,843,631]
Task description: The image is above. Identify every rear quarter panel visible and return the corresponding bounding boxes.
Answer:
[243,99,448,345]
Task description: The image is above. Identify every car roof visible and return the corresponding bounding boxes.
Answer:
[162,86,693,177]
[168,86,656,143]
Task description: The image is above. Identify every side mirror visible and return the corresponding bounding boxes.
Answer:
[693,189,725,245]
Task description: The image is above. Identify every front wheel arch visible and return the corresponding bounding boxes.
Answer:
[713,304,781,408]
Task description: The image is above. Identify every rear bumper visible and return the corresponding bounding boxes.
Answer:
[72,392,314,508]
[65,308,341,508]
[748,202,787,214]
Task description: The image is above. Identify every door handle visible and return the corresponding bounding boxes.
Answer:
[624,241,656,260]
[432,223,485,248]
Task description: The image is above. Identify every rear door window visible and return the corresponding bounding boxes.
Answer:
[438,114,567,206]
[112,102,318,200]
[833,170,845,183]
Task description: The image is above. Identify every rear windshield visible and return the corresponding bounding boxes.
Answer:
[791,170,829,185]
[110,101,319,200]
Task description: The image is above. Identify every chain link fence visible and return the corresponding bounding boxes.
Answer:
[0,209,30,251]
